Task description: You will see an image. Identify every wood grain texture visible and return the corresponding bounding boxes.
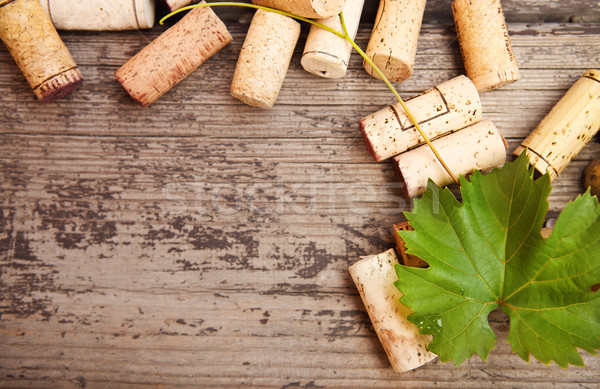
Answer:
[1,10,599,389]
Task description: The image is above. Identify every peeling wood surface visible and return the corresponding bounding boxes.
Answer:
[1,7,600,389]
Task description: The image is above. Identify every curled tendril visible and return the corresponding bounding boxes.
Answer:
[160,2,459,184]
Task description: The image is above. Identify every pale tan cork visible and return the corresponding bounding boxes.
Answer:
[363,0,427,82]
[393,120,508,198]
[360,75,482,162]
[115,3,232,107]
[230,9,300,108]
[301,0,365,79]
[0,0,82,101]
[514,69,600,181]
[251,0,344,18]
[160,0,195,13]
[452,0,520,91]
[39,0,155,30]
[349,249,437,372]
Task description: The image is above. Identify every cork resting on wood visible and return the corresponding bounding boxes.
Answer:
[360,75,482,162]
[349,249,437,372]
[393,120,508,199]
[39,0,155,30]
[301,0,365,79]
[230,10,300,108]
[363,0,427,82]
[251,0,344,18]
[0,0,82,101]
[393,222,428,268]
[452,0,520,91]
[115,3,232,107]
[513,69,600,181]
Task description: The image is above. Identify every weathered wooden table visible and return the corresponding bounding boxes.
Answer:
[1,1,599,387]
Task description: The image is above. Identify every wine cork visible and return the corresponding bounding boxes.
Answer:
[300,0,365,79]
[349,249,437,372]
[39,0,155,30]
[0,0,82,101]
[230,10,300,108]
[513,69,600,181]
[160,0,194,13]
[251,0,344,18]
[393,222,428,268]
[452,0,520,91]
[363,0,427,82]
[115,3,232,107]
[583,158,600,197]
[361,75,482,162]
[393,120,508,198]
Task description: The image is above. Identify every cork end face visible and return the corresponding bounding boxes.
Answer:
[364,55,413,83]
[472,68,520,92]
[359,118,382,162]
[301,52,347,79]
[34,68,83,102]
[311,0,345,18]
[136,0,156,29]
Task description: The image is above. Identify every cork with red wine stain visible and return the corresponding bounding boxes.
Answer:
[252,0,344,18]
[0,0,82,102]
[115,2,232,107]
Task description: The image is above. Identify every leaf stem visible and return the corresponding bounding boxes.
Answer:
[160,2,459,184]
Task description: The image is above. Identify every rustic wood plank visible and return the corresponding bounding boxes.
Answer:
[0,11,599,389]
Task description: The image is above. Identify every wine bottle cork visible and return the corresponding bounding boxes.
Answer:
[230,10,300,108]
[452,0,520,91]
[393,222,428,268]
[361,75,482,162]
[115,3,232,107]
[363,0,427,82]
[300,0,365,79]
[251,0,344,18]
[160,0,194,13]
[39,0,155,30]
[393,120,508,198]
[513,69,600,181]
[0,0,82,101]
[349,249,437,372]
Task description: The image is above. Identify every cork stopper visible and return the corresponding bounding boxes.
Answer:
[0,0,82,101]
[360,75,483,162]
[394,120,508,199]
[349,249,437,372]
[160,0,194,12]
[513,69,600,181]
[230,10,300,108]
[393,222,428,268]
[39,0,155,30]
[251,0,344,18]
[363,0,427,82]
[452,0,520,91]
[115,2,232,107]
[301,0,365,79]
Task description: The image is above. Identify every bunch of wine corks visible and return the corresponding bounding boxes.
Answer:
[115,3,232,107]
[40,0,155,30]
[348,249,437,373]
[361,75,507,198]
[514,69,600,181]
[0,0,82,101]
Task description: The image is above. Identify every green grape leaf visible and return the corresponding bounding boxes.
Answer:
[394,153,600,367]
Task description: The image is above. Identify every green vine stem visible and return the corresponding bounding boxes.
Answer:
[160,2,460,184]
